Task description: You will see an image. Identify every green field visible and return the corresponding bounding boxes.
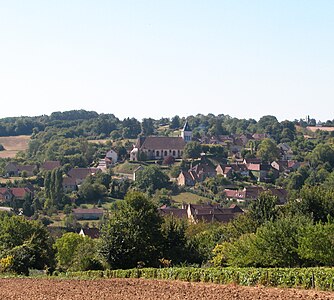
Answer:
[113,161,144,175]
[172,192,211,205]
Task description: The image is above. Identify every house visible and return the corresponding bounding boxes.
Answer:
[78,228,100,239]
[130,122,191,161]
[0,188,13,202]
[133,165,144,181]
[18,165,36,177]
[67,168,102,185]
[267,187,288,204]
[62,176,78,192]
[0,187,33,203]
[189,162,216,181]
[97,159,107,172]
[177,162,216,186]
[72,208,104,220]
[40,160,61,172]
[231,163,249,177]
[224,186,288,203]
[246,162,278,182]
[278,143,294,160]
[177,171,196,186]
[105,150,118,166]
[158,206,188,219]
[216,164,233,179]
[10,187,33,201]
[243,158,262,165]
[271,160,300,174]
[5,162,36,177]
[158,203,243,223]
[184,203,243,223]
[233,134,253,147]
[5,162,19,176]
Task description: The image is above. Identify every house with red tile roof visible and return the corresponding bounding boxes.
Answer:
[224,186,287,204]
[216,164,233,179]
[0,187,33,203]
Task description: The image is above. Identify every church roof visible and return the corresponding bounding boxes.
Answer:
[183,121,191,132]
[140,136,186,150]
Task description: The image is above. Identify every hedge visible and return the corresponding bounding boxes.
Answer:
[63,267,334,291]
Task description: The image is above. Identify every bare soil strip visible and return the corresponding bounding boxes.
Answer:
[0,278,333,300]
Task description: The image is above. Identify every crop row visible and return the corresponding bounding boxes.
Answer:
[63,267,334,291]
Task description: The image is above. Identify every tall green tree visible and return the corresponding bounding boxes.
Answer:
[141,118,155,136]
[248,192,278,226]
[170,115,181,129]
[161,216,188,264]
[135,165,170,194]
[0,214,55,275]
[183,141,202,159]
[298,222,334,266]
[99,191,163,269]
[257,138,280,162]
[288,185,334,223]
[54,232,103,271]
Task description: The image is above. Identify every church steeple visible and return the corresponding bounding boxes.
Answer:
[181,121,192,142]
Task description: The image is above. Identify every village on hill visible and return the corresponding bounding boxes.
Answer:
[0,112,332,227]
[0,110,334,274]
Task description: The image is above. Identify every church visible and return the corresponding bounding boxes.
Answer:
[130,122,192,161]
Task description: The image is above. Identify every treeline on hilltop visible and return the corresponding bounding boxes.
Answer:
[1,109,334,141]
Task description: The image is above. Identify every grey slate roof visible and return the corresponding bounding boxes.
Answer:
[183,121,192,132]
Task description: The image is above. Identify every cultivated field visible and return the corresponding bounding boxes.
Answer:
[0,135,30,158]
[306,126,334,132]
[87,139,110,144]
[0,278,333,300]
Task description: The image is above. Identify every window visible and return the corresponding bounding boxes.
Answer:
[164,151,167,156]
[156,151,160,157]
[173,150,176,156]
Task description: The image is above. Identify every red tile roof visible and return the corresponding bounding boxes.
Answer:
[11,188,31,199]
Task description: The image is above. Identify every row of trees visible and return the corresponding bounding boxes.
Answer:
[2,109,331,143]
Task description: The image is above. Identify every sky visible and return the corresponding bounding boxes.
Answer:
[0,0,333,122]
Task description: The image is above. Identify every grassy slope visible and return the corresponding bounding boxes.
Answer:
[172,192,211,205]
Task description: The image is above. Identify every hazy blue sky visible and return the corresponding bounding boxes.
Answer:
[0,1,333,121]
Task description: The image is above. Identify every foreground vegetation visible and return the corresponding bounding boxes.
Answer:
[63,267,334,291]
